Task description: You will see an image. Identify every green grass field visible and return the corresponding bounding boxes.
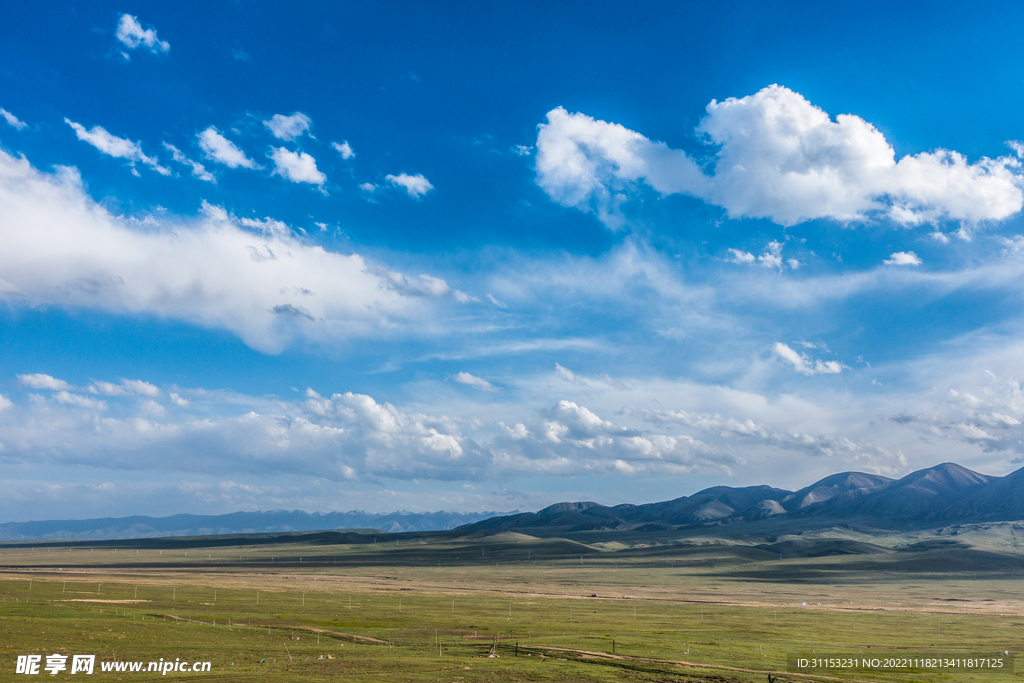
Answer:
[2,526,1023,681]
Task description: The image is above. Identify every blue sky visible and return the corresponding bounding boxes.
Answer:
[4,1,1024,521]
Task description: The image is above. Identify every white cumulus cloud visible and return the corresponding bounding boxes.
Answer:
[773,342,845,375]
[727,241,798,270]
[65,119,170,176]
[115,14,170,54]
[0,148,454,353]
[757,241,783,269]
[386,173,434,198]
[263,112,312,141]
[453,372,497,391]
[88,379,160,397]
[0,386,730,481]
[884,251,922,266]
[726,249,756,264]
[88,381,128,396]
[54,391,106,410]
[535,85,1023,228]
[535,106,707,228]
[269,148,326,186]
[630,407,892,460]
[18,373,71,390]
[332,141,355,159]
[490,400,737,477]
[1,108,27,131]
[198,127,259,169]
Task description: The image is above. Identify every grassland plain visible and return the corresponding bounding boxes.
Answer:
[2,525,1024,682]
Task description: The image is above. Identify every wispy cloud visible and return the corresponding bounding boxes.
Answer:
[453,372,497,391]
[1,108,27,131]
[555,363,586,385]
[163,143,215,182]
[65,119,170,175]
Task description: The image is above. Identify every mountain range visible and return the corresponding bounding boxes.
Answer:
[461,462,1023,535]
[3,462,1023,542]
[0,509,512,542]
